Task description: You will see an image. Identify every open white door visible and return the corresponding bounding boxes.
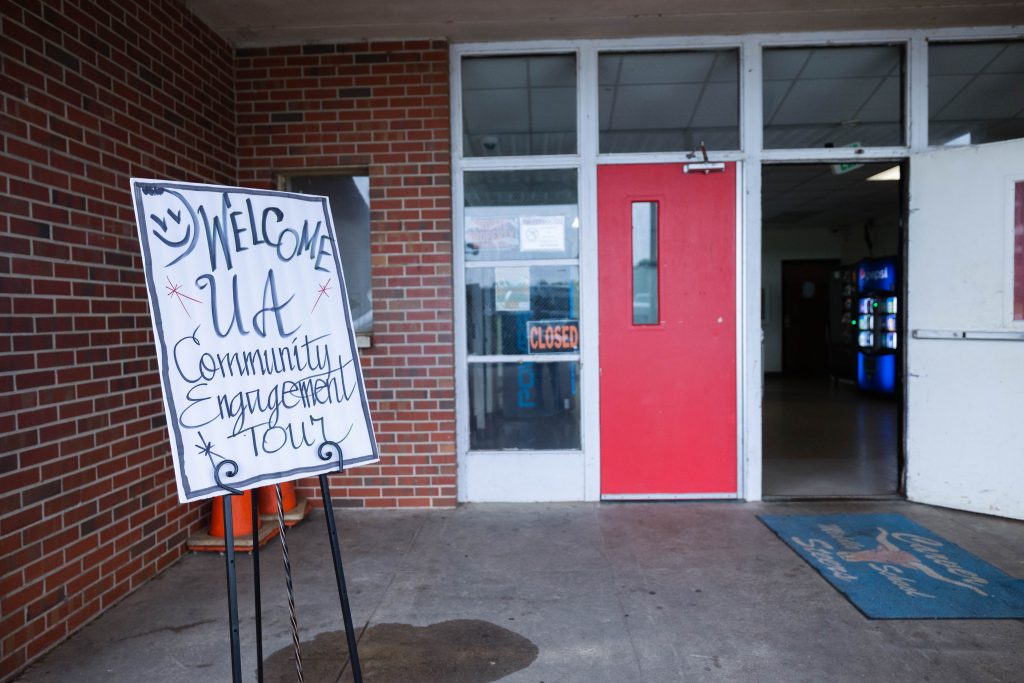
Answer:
[907,138,1024,520]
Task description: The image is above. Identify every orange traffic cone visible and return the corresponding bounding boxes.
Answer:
[256,481,310,527]
[209,490,257,538]
[187,490,278,553]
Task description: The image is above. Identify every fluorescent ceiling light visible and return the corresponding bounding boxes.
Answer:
[944,132,972,147]
[867,166,900,182]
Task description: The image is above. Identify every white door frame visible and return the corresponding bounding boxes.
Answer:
[450,25,1024,503]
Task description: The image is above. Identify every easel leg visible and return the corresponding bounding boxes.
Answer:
[319,474,363,683]
[277,484,303,682]
[252,492,264,683]
[222,494,243,683]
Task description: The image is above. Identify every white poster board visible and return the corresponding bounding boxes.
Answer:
[131,180,379,503]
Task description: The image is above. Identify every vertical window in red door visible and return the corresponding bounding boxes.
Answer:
[631,201,659,326]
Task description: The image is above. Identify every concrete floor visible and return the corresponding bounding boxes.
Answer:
[14,501,1024,682]
[763,376,899,497]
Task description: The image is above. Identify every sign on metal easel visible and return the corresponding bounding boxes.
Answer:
[131,179,379,682]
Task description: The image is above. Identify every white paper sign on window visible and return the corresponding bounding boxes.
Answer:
[131,180,379,503]
[465,215,519,252]
[519,215,566,252]
[494,266,531,313]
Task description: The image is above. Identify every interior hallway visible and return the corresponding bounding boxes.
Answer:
[762,375,899,497]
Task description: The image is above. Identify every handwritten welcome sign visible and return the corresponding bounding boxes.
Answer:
[131,180,379,503]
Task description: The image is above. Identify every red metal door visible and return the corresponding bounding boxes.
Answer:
[598,163,737,496]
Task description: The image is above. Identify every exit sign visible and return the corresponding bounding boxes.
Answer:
[831,142,863,175]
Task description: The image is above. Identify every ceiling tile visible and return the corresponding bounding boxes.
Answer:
[771,78,883,125]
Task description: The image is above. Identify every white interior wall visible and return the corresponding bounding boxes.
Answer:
[840,219,900,265]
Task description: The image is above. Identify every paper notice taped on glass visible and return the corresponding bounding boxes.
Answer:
[465,215,519,252]
[495,266,531,312]
[520,215,565,252]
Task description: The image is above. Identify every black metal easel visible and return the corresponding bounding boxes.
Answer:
[319,472,363,682]
[221,491,244,683]
[251,493,264,683]
[216,442,363,682]
[316,440,364,682]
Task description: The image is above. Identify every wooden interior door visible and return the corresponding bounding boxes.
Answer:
[782,259,837,376]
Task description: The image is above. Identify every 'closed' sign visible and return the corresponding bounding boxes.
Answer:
[527,320,579,353]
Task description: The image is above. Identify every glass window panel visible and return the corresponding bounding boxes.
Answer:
[928,41,1024,146]
[763,45,904,149]
[464,169,579,261]
[287,174,372,333]
[462,54,577,157]
[468,362,581,450]
[632,202,659,325]
[466,265,579,355]
[599,50,739,153]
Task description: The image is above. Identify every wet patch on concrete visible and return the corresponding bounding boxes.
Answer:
[264,619,538,682]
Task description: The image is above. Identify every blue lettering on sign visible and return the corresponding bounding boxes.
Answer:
[517,363,535,408]
[150,191,336,274]
[196,273,249,337]
[195,269,297,339]
[197,194,235,272]
[252,269,297,338]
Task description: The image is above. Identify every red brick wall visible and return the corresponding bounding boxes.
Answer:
[235,42,457,509]
[0,0,236,677]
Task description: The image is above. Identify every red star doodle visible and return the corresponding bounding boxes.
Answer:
[312,278,332,313]
[165,276,201,317]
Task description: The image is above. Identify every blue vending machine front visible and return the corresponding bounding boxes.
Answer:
[856,258,897,393]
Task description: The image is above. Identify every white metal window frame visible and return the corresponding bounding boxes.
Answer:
[278,170,374,348]
[450,25,1024,503]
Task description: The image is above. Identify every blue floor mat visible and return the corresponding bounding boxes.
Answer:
[759,513,1024,619]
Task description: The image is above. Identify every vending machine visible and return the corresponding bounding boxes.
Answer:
[828,265,859,382]
[855,257,898,393]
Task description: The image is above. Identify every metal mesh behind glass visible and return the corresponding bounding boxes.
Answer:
[929,41,1024,146]
[599,50,740,153]
[466,265,579,355]
[468,362,581,450]
[763,45,904,149]
[462,54,577,157]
